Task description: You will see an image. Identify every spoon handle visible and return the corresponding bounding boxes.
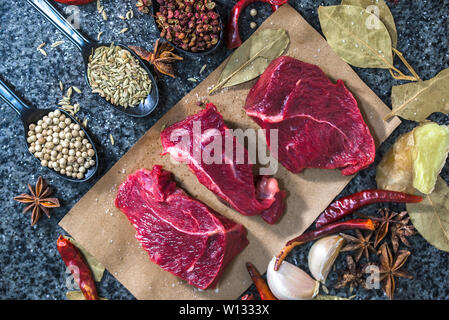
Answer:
[0,79,31,116]
[27,0,91,51]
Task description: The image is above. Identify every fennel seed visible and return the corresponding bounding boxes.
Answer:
[51,41,64,48]
[38,48,47,56]
[87,44,152,108]
[73,86,82,94]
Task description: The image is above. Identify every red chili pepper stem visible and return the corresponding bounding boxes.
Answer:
[226,0,289,49]
[246,262,278,300]
[56,235,99,300]
[274,219,377,271]
[314,190,423,229]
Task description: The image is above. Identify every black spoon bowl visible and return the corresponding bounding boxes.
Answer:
[27,0,159,118]
[151,0,224,56]
[0,79,99,182]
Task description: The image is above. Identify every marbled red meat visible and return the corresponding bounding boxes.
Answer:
[244,56,376,176]
[160,104,286,224]
[115,165,248,289]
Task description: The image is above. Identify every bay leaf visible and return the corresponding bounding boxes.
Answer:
[318,5,393,69]
[412,123,449,195]
[341,0,397,48]
[385,67,449,121]
[65,236,105,282]
[376,131,416,194]
[66,291,108,300]
[407,177,449,252]
[209,28,289,94]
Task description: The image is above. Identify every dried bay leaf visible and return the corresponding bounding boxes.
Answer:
[412,123,449,195]
[65,236,105,282]
[318,5,393,69]
[407,177,449,252]
[377,122,449,195]
[376,131,416,194]
[209,28,289,94]
[341,0,397,48]
[385,68,449,121]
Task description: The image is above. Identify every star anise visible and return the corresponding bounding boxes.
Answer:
[130,40,183,78]
[361,208,400,247]
[334,255,364,293]
[390,211,417,253]
[340,229,376,262]
[377,243,413,300]
[13,176,60,226]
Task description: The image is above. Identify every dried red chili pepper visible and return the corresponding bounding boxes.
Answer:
[246,262,277,300]
[56,235,99,300]
[240,293,255,300]
[226,0,289,49]
[274,219,377,271]
[314,190,423,229]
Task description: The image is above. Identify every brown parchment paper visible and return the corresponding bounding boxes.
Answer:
[59,4,401,300]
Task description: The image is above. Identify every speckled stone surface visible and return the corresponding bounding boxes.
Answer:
[1,0,448,300]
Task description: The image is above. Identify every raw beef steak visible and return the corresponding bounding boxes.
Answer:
[160,104,286,224]
[115,165,248,289]
[244,56,376,176]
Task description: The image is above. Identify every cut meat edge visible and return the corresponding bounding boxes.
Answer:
[115,166,249,290]
[160,105,287,224]
[245,57,375,176]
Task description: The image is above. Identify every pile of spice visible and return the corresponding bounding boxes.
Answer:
[26,109,96,180]
[87,44,152,108]
[155,0,221,52]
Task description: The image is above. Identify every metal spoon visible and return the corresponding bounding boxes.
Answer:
[0,79,99,182]
[27,0,159,118]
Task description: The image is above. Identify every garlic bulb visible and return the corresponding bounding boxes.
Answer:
[267,257,319,300]
[308,235,345,283]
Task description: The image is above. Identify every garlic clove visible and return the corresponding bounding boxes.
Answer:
[267,257,320,300]
[308,234,345,283]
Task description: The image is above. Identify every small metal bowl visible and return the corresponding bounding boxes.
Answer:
[151,0,224,56]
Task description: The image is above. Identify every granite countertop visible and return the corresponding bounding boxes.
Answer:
[1,0,448,300]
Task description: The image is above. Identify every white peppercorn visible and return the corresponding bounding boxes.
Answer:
[27,110,96,179]
[87,149,95,157]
